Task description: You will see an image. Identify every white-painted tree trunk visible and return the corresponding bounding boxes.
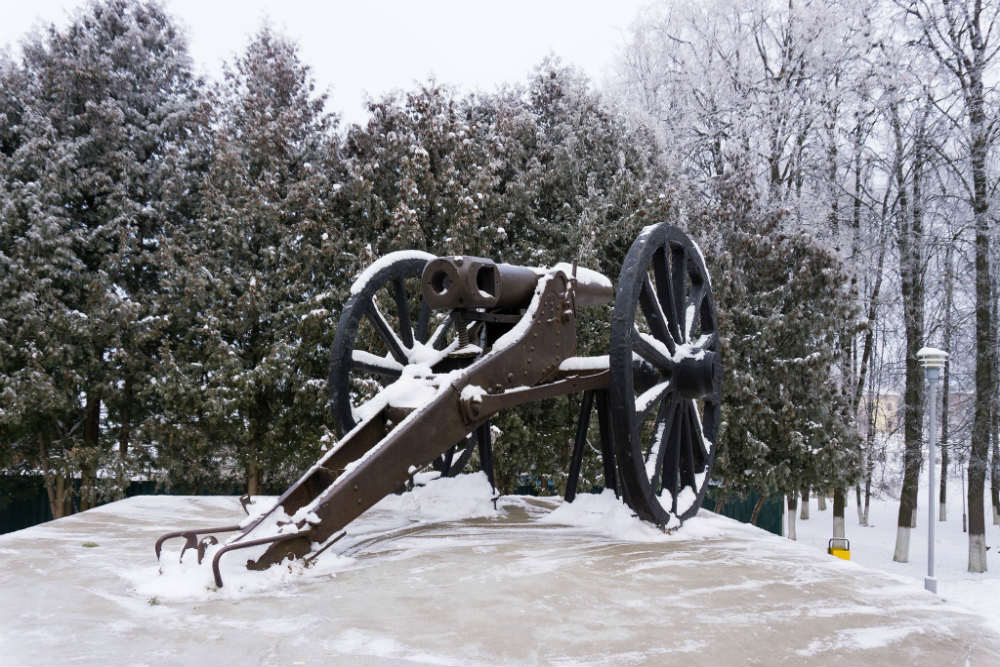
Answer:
[893,525,911,562]
[833,515,845,539]
[910,507,917,528]
[787,497,797,541]
[969,533,987,572]
[800,496,809,520]
[817,494,827,511]
[856,486,864,525]
[940,502,947,522]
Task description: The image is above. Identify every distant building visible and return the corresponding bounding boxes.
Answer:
[857,390,973,441]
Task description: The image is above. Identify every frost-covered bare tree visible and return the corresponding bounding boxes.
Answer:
[616,0,999,564]
[616,0,871,223]
[894,0,1000,572]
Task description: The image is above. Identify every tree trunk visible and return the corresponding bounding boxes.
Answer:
[750,494,767,525]
[818,492,827,511]
[787,494,798,540]
[247,460,261,496]
[863,462,873,527]
[800,488,810,520]
[967,62,991,574]
[833,487,846,538]
[992,423,999,526]
[941,242,953,522]
[116,375,132,500]
[855,484,863,525]
[80,391,102,511]
[991,277,1000,525]
[714,484,726,514]
[889,97,925,564]
[38,433,67,520]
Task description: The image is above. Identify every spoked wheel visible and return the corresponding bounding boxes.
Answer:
[328,251,480,477]
[609,223,722,527]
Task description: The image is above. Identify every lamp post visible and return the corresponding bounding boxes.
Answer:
[917,346,948,594]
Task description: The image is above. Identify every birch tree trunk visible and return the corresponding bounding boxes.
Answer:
[888,96,926,563]
[965,29,992,575]
[787,494,798,541]
[833,487,846,538]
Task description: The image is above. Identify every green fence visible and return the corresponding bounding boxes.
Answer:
[703,489,785,536]
[0,475,246,535]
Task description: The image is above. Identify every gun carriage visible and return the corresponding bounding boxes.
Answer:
[155,222,722,587]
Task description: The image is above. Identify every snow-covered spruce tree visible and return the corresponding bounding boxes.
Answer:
[0,54,84,516]
[0,0,205,508]
[174,27,348,495]
[340,83,500,258]
[476,60,674,494]
[691,168,862,525]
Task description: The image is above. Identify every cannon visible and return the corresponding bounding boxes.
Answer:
[154,222,722,587]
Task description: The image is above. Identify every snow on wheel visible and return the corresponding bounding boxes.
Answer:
[328,251,479,476]
[609,223,722,527]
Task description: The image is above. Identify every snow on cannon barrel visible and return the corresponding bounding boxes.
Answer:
[153,222,721,587]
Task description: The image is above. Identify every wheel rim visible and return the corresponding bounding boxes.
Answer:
[609,224,721,526]
[328,251,478,476]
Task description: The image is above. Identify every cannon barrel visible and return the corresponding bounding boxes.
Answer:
[421,256,612,310]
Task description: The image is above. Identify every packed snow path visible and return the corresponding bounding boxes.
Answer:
[2,478,998,666]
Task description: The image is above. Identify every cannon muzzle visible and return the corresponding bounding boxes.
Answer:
[421,256,613,310]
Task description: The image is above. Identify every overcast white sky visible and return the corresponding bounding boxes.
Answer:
[1,0,648,124]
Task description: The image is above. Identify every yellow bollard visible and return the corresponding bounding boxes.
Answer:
[828,537,851,560]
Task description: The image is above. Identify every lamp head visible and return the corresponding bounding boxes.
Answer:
[916,347,948,370]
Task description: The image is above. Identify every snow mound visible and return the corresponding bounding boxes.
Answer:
[124,544,354,602]
[539,490,664,541]
[540,490,737,542]
[372,471,499,523]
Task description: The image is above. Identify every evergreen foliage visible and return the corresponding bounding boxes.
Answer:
[690,169,863,505]
[0,1,863,517]
[1,0,205,512]
[152,27,348,493]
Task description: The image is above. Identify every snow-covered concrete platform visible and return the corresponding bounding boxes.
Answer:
[3,476,999,666]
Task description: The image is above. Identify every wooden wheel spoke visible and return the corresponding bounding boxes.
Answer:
[632,326,673,370]
[680,403,697,488]
[366,301,408,363]
[688,402,710,467]
[415,301,431,343]
[699,294,717,336]
[685,283,707,340]
[701,402,720,448]
[661,401,683,511]
[645,398,676,491]
[670,244,687,343]
[635,379,672,423]
[391,278,414,349]
[652,249,681,343]
[350,350,404,378]
[640,276,676,352]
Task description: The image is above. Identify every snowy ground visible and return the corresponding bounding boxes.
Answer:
[2,474,999,666]
[797,474,1000,637]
